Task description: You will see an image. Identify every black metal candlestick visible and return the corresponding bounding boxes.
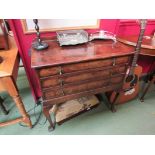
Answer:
[32,19,48,51]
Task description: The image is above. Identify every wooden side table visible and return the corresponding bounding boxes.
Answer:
[0,36,32,128]
[118,35,155,102]
[31,37,134,131]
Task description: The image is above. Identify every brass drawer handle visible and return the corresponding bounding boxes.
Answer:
[113,58,116,66]
[59,66,63,75]
[61,89,65,96]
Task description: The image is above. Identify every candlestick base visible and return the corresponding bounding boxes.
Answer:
[32,41,49,51]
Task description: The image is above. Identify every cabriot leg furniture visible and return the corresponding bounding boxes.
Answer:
[31,37,134,131]
[43,105,55,131]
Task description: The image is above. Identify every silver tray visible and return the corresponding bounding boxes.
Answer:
[56,30,89,46]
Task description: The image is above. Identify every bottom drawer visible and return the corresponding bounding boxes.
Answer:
[43,78,109,100]
[43,83,122,106]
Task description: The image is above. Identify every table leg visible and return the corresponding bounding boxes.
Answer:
[140,76,155,102]
[110,92,119,112]
[108,91,119,112]
[2,76,32,128]
[43,106,55,132]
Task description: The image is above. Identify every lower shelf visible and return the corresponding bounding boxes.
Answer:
[50,95,99,125]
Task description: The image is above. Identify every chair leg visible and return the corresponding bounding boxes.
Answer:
[0,96,9,115]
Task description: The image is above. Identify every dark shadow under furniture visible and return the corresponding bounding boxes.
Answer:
[140,72,155,102]
[0,96,9,115]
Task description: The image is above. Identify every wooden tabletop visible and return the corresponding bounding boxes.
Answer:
[0,36,18,77]
[117,35,155,56]
[31,38,135,68]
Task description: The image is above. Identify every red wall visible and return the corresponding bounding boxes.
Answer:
[9,19,155,102]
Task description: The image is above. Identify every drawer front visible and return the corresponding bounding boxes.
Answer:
[37,66,61,78]
[43,83,122,106]
[111,66,127,75]
[43,78,110,100]
[43,89,63,99]
[62,59,113,73]
[40,65,126,89]
[63,69,110,84]
[37,58,113,78]
[40,69,110,89]
[37,56,129,78]
[110,75,124,84]
[42,75,124,100]
[40,78,60,88]
[115,56,129,65]
[63,78,110,95]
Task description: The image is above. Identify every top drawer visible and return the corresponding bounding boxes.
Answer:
[37,66,60,78]
[37,56,130,78]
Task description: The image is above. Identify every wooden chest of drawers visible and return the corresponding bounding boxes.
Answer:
[31,38,134,131]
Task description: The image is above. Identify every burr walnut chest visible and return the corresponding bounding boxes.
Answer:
[31,38,134,131]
